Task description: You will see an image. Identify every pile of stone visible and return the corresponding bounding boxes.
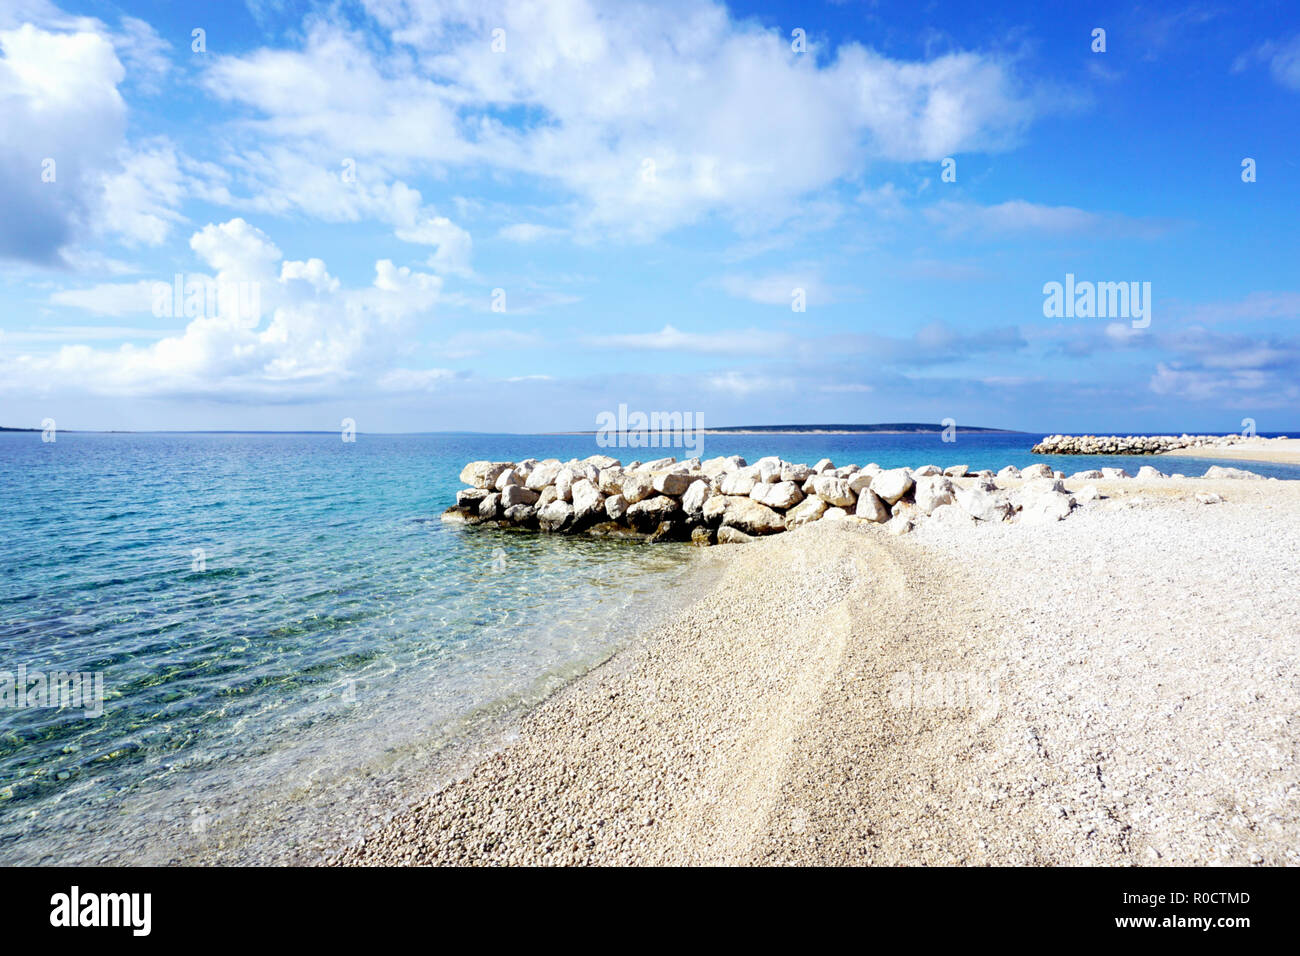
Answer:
[445,455,1109,545]
[1030,433,1287,455]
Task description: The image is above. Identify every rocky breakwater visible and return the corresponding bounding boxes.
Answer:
[1031,433,1288,455]
[442,455,1098,545]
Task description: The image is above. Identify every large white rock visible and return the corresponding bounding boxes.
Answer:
[500,484,540,508]
[1018,483,1075,524]
[716,526,755,545]
[702,494,731,524]
[812,458,834,473]
[912,464,942,477]
[554,467,578,502]
[477,492,501,518]
[605,493,629,521]
[681,479,711,514]
[720,471,758,496]
[584,454,620,470]
[929,503,976,528]
[621,473,655,504]
[538,500,573,532]
[1101,467,1130,479]
[754,456,783,483]
[625,495,680,532]
[493,467,521,491]
[653,472,695,496]
[597,467,625,495]
[460,461,513,489]
[701,455,745,478]
[525,460,563,491]
[1203,465,1265,480]
[780,463,814,483]
[1070,469,1103,480]
[870,468,914,505]
[1021,463,1053,479]
[786,496,828,527]
[855,489,890,522]
[1135,465,1166,480]
[636,457,677,473]
[721,497,785,535]
[996,465,1022,481]
[812,475,856,507]
[847,472,874,494]
[943,465,970,478]
[885,515,913,535]
[571,479,605,520]
[955,485,1012,522]
[752,480,804,510]
[912,475,956,515]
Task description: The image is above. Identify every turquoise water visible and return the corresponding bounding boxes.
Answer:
[1,430,1295,864]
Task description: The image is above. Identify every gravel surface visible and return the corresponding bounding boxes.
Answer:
[331,478,1300,866]
[1155,437,1300,464]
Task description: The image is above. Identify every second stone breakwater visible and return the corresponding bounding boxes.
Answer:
[1031,433,1289,455]
[443,455,1264,546]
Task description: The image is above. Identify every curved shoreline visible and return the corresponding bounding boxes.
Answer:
[1156,438,1300,465]
[332,475,1300,865]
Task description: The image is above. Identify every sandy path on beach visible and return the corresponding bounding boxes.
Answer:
[1156,437,1300,464]
[332,478,1300,866]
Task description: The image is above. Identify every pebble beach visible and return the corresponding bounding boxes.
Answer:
[332,464,1300,866]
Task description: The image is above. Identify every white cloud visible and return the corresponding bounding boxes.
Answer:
[716,270,835,306]
[203,1,1050,239]
[50,279,156,315]
[395,215,474,276]
[0,21,126,264]
[924,199,1172,238]
[586,323,792,355]
[499,223,563,242]
[97,141,187,245]
[1234,35,1300,92]
[8,218,447,399]
[378,367,457,391]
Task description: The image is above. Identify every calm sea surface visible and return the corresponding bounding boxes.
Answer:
[1,430,1295,864]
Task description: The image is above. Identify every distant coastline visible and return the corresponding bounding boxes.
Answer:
[559,422,1025,436]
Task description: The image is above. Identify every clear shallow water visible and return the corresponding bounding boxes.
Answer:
[1,429,1295,864]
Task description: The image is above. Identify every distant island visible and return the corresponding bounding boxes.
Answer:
[700,423,1021,435]
[563,422,1023,436]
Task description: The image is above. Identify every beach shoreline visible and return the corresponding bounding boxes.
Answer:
[1156,438,1300,464]
[331,474,1300,866]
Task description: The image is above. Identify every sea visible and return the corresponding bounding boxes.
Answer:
[1,429,1296,864]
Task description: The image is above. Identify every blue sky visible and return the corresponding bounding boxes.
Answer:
[1,0,1298,433]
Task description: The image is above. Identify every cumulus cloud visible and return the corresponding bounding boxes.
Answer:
[9,218,448,399]
[0,14,196,265]
[0,22,126,264]
[202,0,1050,239]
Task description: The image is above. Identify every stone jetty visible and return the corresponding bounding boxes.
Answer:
[442,455,1263,546]
[1030,433,1288,455]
